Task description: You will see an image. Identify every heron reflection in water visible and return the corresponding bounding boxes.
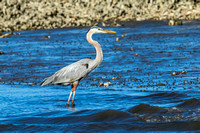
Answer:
[41,26,116,106]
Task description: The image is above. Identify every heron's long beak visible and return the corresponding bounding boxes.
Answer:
[103,30,116,33]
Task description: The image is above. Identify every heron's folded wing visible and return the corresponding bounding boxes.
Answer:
[41,58,92,86]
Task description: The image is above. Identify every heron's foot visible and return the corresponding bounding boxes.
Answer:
[66,102,70,107]
[72,101,75,107]
[72,103,75,108]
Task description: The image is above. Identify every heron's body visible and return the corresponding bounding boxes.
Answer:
[41,58,93,86]
[40,26,115,106]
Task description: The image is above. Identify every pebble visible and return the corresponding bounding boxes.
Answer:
[42,36,51,40]
[121,34,127,37]
[93,78,100,81]
[99,82,111,87]
[170,71,187,76]
[116,38,120,42]
[30,83,37,86]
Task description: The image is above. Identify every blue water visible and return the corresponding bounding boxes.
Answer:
[0,21,200,132]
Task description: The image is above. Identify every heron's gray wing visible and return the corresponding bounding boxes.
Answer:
[41,58,93,86]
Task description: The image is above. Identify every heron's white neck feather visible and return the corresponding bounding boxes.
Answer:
[86,30,103,67]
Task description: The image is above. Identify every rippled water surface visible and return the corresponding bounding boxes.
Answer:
[0,21,200,132]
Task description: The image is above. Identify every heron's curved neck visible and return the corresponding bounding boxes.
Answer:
[87,31,103,65]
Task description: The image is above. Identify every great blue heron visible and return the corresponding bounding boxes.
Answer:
[40,26,116,106]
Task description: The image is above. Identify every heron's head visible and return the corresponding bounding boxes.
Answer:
[89,26,116,34]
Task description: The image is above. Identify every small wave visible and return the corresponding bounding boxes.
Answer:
[127,103,200,123]
[128,121,200,131]
[0,124,19,131]
[88,109,131,122]
[1,121,200,132]
[138,92,186,99]
[128,103,167,114]
[1,106,200,132]
[8,109,131,125]
[0,123,65,132]
[177,98,200,109]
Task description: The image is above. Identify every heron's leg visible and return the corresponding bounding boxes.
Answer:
[67,91,73,106]
[71,81,79,106]
[72,91,76,105]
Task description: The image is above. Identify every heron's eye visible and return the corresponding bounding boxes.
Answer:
[98,28,100,30]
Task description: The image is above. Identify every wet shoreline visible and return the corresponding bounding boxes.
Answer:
[0,0,200,32]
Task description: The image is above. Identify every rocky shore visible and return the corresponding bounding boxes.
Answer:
[0,0,200,32]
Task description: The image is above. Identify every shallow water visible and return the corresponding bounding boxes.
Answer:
[0,21,200,132]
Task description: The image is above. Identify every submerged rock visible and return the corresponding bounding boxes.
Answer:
[155,83,166,86]
[0,32,12,38]
[168,20,183,26]
[0,28,13,38]
[0,51,4,55]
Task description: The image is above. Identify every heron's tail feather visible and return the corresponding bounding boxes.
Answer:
[40,76,54,86]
